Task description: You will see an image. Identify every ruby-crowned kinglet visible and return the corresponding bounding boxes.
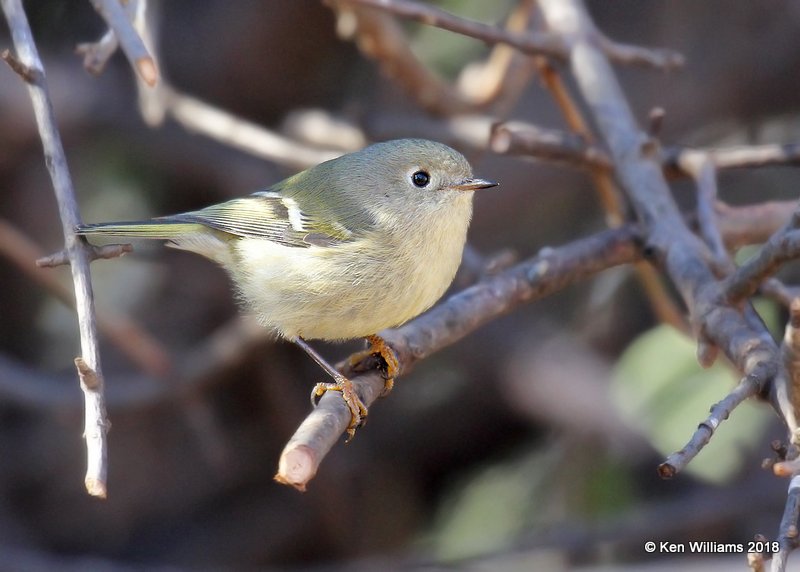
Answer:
[77,138,497,437]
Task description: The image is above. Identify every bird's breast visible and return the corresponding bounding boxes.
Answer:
[230,197,473,340]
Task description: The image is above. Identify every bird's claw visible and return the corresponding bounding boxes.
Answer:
[347,334,399,398]
[311,376,368,442]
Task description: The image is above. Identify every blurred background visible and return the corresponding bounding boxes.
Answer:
[2,1,800,570]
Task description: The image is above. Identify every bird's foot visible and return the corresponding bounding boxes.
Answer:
[311,374,368,442]
[348,334,399,397]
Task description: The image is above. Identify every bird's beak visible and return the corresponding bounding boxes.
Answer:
[452,177,499,191]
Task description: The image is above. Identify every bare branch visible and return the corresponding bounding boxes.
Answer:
[681,153,729,267]
[328,1,475,115]
[490,118,800,185]
[597,33,684,70]
[3,195,791,417]
[0,220,168,379]
[334,0,683,71]
[113,4,342,170]
[778,300,800,441]
[490,121,612,170]
[87,0,157,85]
[5,0,799,554]
[1,47,36,81]
[75,28,118,76]
[275,370,385,491]
[522,56,692,338]
[763,279,800,309]
[523,60,687,345]
[0,316,271,416]
[35,242,133,268]
[658,371,764,478]
[528,57,631,233]
[275,225,642,489]
[537,0,781,481]
[772,475,800,572]
[717,201,796,251]
[724,209,800,304]
[541,0,779,367]
[149,86,342,170]
[483,118,800,186]
[328,0,538,115]
[2,0,110,497]
[456,0,539,113]
[331,0,568,60]
[665,143,800,175]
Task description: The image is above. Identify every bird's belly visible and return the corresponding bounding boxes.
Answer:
[230,237,459,341]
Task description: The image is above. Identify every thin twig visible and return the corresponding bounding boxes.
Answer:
[724,209,800,304]
[457,0,539,113]
[0,316,269,415]
[1,47,36,81]
[489,121,612,170]
[597,32,684,70]
[530,54,631,226]
[681,153,729,268]
[779,300,800,441]
[457,244,518,287]
[367,109,800,180]
[328,1,475,115]
[330,0,538,115]
[772,474,800,572]
[2,0,110,497]
[87,0,157,86]
[658,371,765,478]
[36,243,133,267]
[335,0,683,70]
[75,27,119,76]
[331,0,568,60]
[763,279,800,309]
[275,225,642,490]
[120,4,342,169]
[716,201,796,251]
[153,86,342,170]
[664,143,800,175]
[0,220,169,378]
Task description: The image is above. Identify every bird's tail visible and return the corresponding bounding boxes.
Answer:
[76,217,231,262]
[75,218,206,240]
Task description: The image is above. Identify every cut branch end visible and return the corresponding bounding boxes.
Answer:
[657,462,676,479]
[85,477,107,499]
[274,444,316,492]
[136,56,158,87]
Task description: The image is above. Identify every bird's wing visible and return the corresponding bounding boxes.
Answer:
[171,190,356,248]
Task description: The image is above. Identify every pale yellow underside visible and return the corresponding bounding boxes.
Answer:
[225,195,473,340]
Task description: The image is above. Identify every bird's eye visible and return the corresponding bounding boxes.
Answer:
[411,170,430,188]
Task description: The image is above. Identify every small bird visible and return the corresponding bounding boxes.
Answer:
[77,139,497,438]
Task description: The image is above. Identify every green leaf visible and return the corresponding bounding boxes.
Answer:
[611,325,771,483]
[424,446,562,561]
